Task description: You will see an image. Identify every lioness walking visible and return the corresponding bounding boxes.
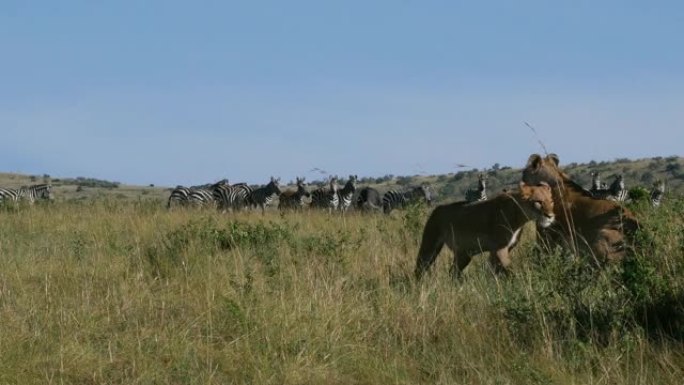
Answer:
[414,182,555,279]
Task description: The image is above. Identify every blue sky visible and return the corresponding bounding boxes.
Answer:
[1,1,683,186]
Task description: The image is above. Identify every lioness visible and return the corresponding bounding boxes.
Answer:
[414,182,555,279]
[521,153,639,262]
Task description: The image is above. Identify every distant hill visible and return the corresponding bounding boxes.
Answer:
[2,155,682,204]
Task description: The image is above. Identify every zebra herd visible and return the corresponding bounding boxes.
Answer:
[167,177,280,213]
[589,172,628,202]
[167,175,434,214]
[0,184,53,205]
[588,171,665,207]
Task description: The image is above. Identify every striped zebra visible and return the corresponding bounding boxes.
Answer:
[0,184,53,205]
[248,177,282,214]
[188,180,227,208]
[356,186,382,212]
[650,180,665,208]
[311,177,339,213]
[589,171,602,194]
[167,186,192,208]
[278,177,310,211]
[171,179,228,208]
[382,184,432,214]
[464,173,487,202]
[214,182,253,212]
[337,174,358,213]
[592,174,627,202]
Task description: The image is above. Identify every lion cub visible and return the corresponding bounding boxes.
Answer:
[415,182,555,279]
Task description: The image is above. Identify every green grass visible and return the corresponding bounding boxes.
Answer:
[0,198,683,384]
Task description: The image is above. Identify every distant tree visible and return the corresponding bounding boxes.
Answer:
[492,163,500,171]
[439,182,458,199]
[29,175,38,182]
[588,160,597,166]
[640,171,655,184]
[666,162,681,174]
[451,172,466,182]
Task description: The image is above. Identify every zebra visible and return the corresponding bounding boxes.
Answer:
[382,184,432,214]
[310,177,339,213]
[589,171,602,194]
[248,177,282,214]
[337,174,358,213]
[355,186,382,212]
[592,174,627,202]
[464,173,487,202]
[650,180,665,208]
[213,182,253,212]
[189,180,230,208]
[188,188,216,207]
[172,180,228,208]
[0,184,53,205]
[278,177,310,211]
[166,179,229,209]
[167,186,192,208]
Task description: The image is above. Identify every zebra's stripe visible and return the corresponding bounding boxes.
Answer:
[382,185,432,214]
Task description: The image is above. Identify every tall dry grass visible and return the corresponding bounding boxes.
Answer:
[0,198,682,384]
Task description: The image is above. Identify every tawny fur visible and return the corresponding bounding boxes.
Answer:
[415,182,555,279]
[521,154,639,262]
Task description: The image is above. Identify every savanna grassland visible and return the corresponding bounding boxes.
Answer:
[1,195,683,384]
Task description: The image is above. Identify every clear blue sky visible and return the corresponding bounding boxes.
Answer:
[2,1,683,186]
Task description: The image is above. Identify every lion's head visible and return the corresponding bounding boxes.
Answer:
[519,181,555,228]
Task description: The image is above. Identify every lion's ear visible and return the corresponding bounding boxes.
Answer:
[526,154,543,170]
[547,153,560,166]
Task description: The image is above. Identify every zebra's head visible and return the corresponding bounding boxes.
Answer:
[31,184,54,201]
[478,173,487,190]
[329,176,339,193]
[296,177,310,198]
[414,184,432,206]
[590,171,601,190]
[268,176,282,195]
[345,175,358,191]
[610,174,625,192]
[653,179,665,194]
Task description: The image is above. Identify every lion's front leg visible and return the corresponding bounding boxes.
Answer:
[489,248,512,275]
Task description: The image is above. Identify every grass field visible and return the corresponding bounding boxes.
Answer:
[1,197,683,384]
